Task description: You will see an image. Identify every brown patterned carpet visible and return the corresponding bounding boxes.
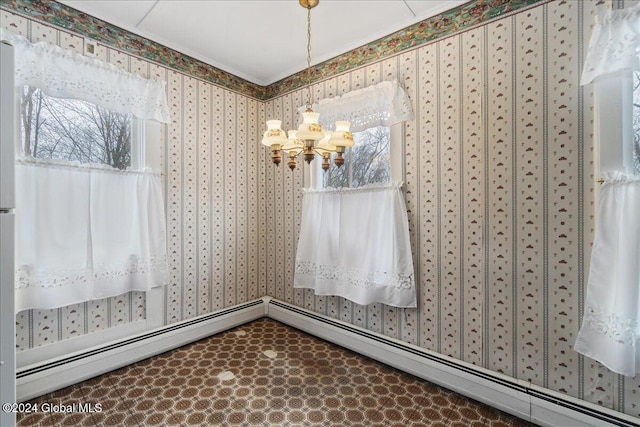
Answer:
[18,318,536,426]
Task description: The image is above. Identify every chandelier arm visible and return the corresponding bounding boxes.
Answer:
[311,148,329,156]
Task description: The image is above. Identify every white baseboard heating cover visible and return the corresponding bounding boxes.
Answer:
[266,298,640,427]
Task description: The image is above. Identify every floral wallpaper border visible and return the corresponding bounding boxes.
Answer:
[0,0,545,100]
[264,0,546,99]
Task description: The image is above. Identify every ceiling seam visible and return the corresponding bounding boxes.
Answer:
[402,1,417,17]
[135,0,160,28]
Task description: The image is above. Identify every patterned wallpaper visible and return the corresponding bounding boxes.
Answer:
[263,0,545,99]
[1,8,264,349]
[3,0,640,421]
[263,0,640,418]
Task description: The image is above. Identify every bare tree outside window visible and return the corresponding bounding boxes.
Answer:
[323,126,390,188]
[20,86,132,170]
[633,71,640,174]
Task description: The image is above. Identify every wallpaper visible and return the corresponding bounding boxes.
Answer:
[3,0,640,421]
[263,0,640,418]
[1,9,264,349]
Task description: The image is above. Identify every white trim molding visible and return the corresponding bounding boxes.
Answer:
[268,299,640,427]
[16,299,264,402]
[15,297,640,427]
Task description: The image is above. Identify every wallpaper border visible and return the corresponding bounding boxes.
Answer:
[264,0,546,99]
[0,0,545,100]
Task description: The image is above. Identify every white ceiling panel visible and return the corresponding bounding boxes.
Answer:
[62,1,157,29]
[406,0,468,21]
[59,0,468,85]
[136,1,313,85]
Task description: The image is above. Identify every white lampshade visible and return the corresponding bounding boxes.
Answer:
[329,120,354,148]
[296,111,324,140]
[262,120,287,147]
[282,130,304,154]
[315,131,335,155]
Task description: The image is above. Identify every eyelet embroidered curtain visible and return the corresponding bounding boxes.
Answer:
[15,160,169,312]
[294,183,417,308]
[574,174,640,376]
[574,5,640,376]
[580,4,640,86]
[3,28,171,312]
[298,80,414,132]
[0,29,171,123]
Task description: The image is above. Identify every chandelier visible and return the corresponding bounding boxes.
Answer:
[261,0,354,172]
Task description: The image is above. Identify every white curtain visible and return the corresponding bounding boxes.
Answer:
[0,28,170,123]
[299,80,414,132]
[574,4,640,376]
[580,4,640,86]
[15,160,168,312]
[294,183,416,308]
[574,174,640,376]
[2,28,171,312]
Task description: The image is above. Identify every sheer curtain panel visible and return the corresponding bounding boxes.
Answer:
[574,174,640,376]
[15,161,169,312]
[574,4,640,376]
[294,183,416,308]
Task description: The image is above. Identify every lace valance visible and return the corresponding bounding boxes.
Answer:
[581,4,640,85]
[0,29,171,123]
[299,80,414,132]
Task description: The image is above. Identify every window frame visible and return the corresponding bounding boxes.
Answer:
[593,71,636,178]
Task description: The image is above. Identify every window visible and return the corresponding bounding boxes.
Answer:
[4,28,170,314]
[593,71,639,178]
[14,90,167,312]
[300,80,412,189]
[312,123,403,189]
[20,86,141,170]
[574,5,640,376]
[19,85,162,171]
[294,86,415,306]
[322,125,390,188]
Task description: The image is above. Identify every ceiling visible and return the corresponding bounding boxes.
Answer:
[59,0,468,86]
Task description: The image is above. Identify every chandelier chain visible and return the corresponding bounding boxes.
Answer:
[306,5,313,109]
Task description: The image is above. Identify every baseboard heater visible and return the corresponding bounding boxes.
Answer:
[266,298,640,427]
[16,299,264,401]
[16,296,640,427]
